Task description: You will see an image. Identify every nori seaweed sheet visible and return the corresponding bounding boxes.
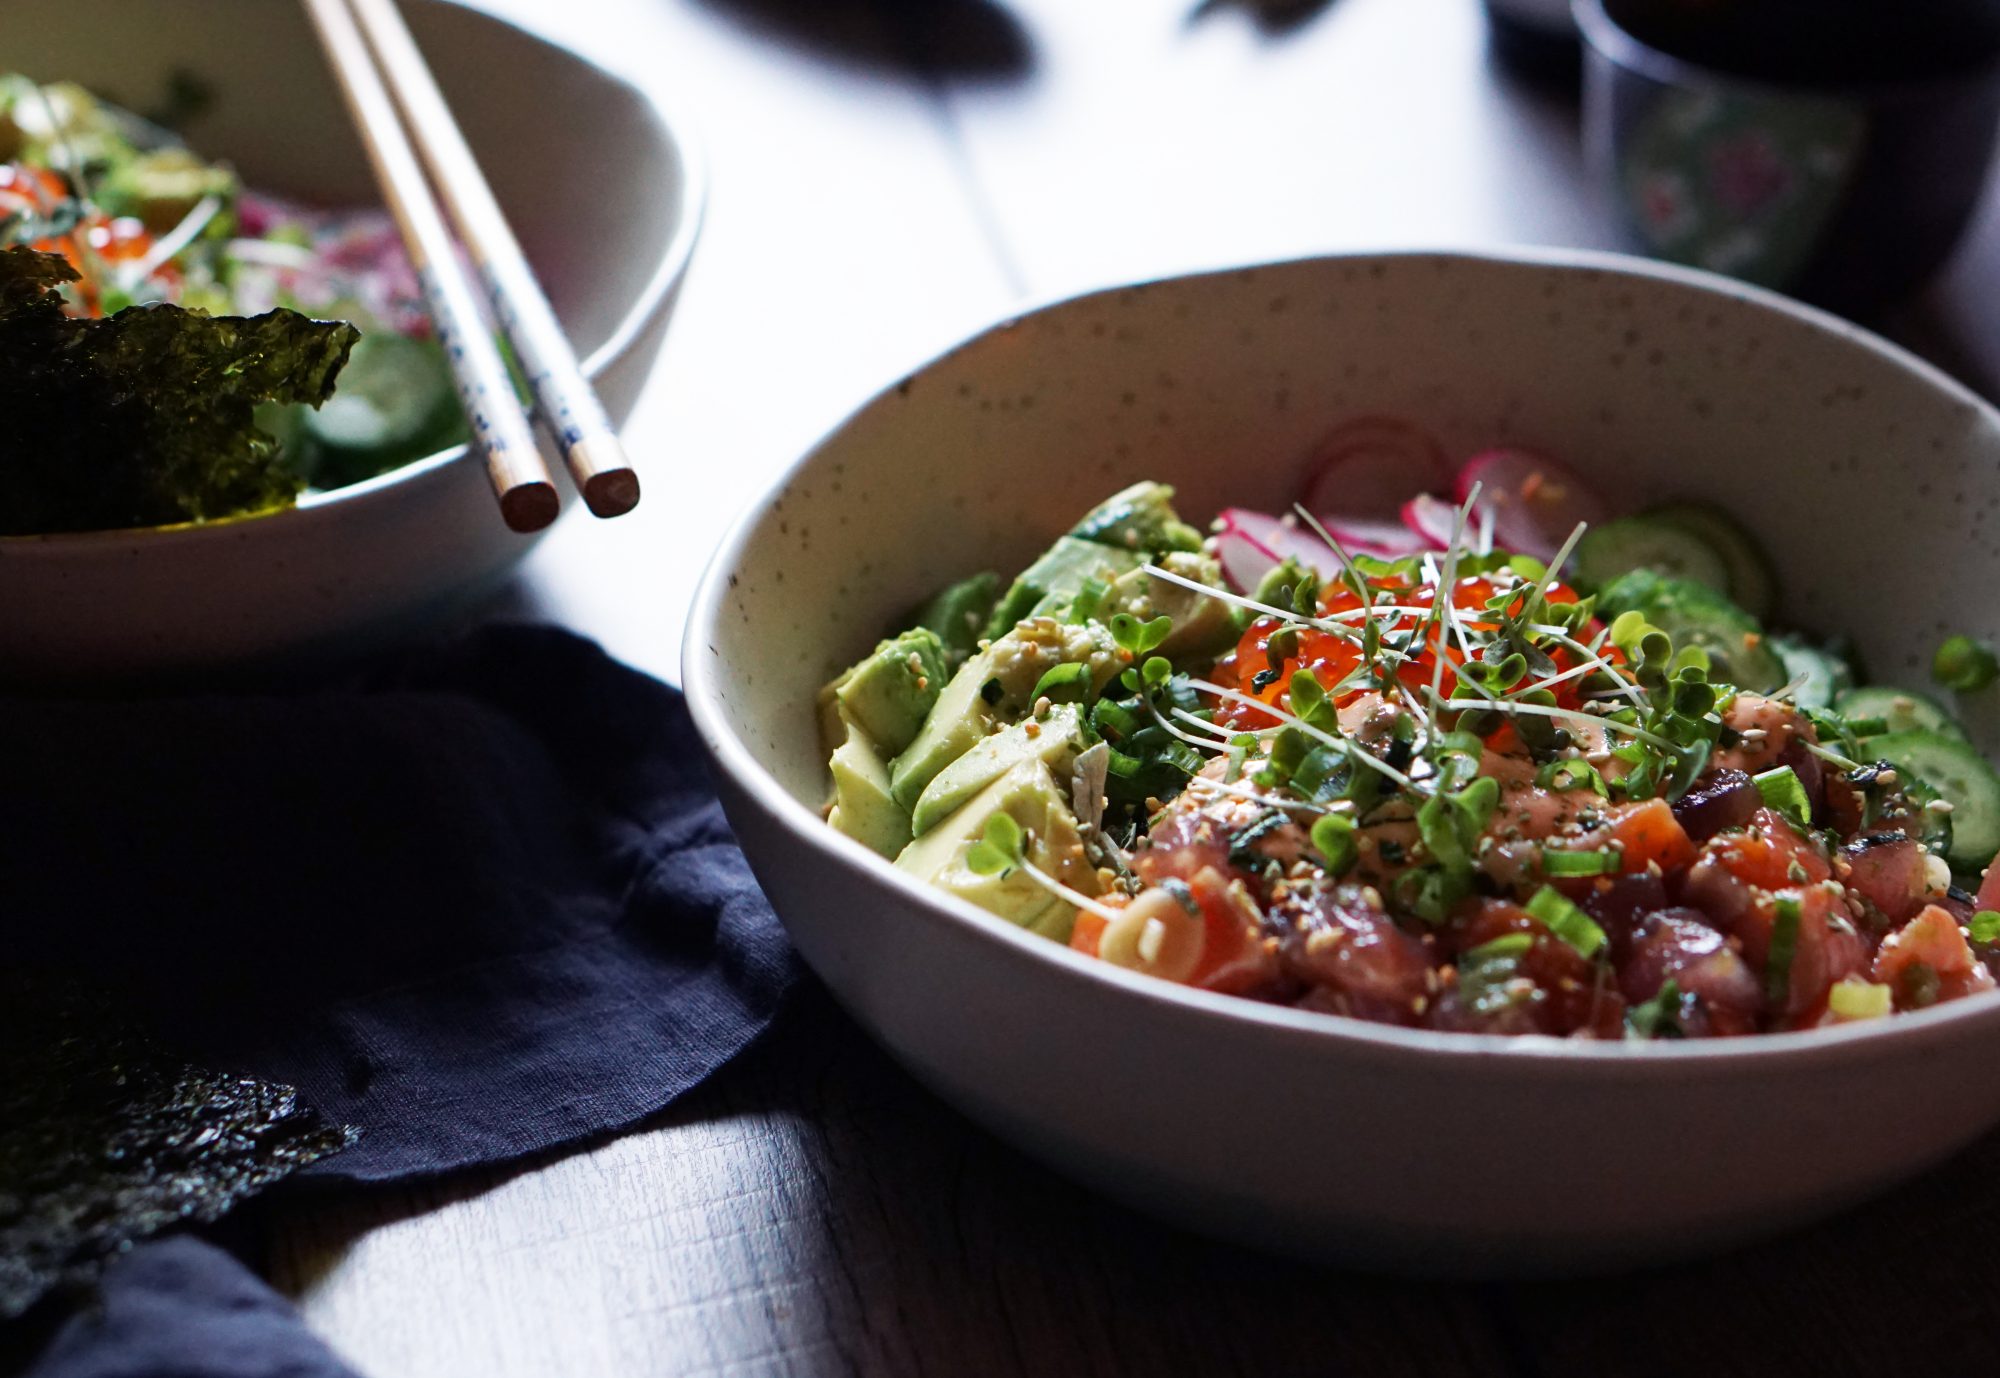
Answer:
[0,973,356,1320]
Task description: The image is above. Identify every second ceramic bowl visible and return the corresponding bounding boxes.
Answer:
[0,0,702,680]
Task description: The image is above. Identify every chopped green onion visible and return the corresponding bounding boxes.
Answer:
[1524,885,1607,958]
[1542,847,1620,878]
[1827,978,1893,1021]
[1030,661,1093,705]
[1933,634,1999,693]
[1765,895,1801,1006]
[1311,812,1357,875]
[1462,932,1534,963]
[1972,910,2000,946]
[1753,765,1812,829]
[1625,978,1682,1040]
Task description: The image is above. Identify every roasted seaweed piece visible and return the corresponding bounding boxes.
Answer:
[0,247,359,535]
[0,973,356,1320]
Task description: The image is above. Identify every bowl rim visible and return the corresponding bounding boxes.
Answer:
[683,243,2000,1073]
[0,0,708,551]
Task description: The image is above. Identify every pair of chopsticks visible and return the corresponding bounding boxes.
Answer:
[303,0,637,532]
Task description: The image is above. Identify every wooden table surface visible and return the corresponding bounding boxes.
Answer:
[265,2,2000,1373]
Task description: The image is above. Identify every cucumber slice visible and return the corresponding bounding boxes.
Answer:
[1837,686,1968,741]
[1862,730,2000,871]
[1645,503,1779,619]
[1575,516,1731,595]
[1598,569,1787,692]
[1770,636,1854,711]
[302,331,467,488]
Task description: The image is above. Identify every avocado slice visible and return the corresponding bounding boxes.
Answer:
[825,627,949,758]
[911,703,1089,836]
[890,618,1122,812]
[1069,480,1205,556]
[907,571,1000,666]
[982,616,1124,716]
[895,759,1099,942]
[1103,551,1239,661]
[824,708,914,857]
[984,536,1144,641]
[888,650,998,813]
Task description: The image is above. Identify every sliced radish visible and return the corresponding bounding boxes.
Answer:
[1455,448,1607,560]
[1215,525,1282,593]
[1299,416,1451,522]
[1216,508,1344,591]
[1400,494,1460,551]
[1318,513,1439,557]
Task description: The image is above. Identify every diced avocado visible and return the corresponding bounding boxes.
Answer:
[889,619,1121,813]
[827,627,949,758]
[983,616,1124,716]
[1068,480,1205,556]
[889,651,998,812]
[825,708,914,857]
[985,536,1144,641]
[1103,551,1239,661]
[907,570,1000,665]
[912,703,1089,836]
[1598,569,1786,692]
[894,759,1099,942]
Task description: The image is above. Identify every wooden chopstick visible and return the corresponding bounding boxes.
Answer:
[303,0,560,534]
[346,0,642,519]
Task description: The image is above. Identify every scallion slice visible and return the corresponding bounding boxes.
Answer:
[1463,932,1534,963]
[1766,895,1802,1005]
[1753,765,1812,828]
[1524,885,1607,959]
[1543,847,1619,878]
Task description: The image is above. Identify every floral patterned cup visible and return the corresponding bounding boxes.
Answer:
[1575,0,2000,318]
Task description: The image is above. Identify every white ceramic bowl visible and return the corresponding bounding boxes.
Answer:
[0,0,701,679]
[685,249,2000,1276]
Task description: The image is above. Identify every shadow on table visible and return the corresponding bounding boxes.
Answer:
[689,0,1033,84]
[1186,0,1343,39]
[262,985,2000,1376]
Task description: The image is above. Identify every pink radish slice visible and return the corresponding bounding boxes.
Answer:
[1400,494,1459,550]
[1455,448,1607,560]
[1300,416,1452,521]
[1319,513,1439,556]
[1215,508,1348,591]
[1215,527,1282,593]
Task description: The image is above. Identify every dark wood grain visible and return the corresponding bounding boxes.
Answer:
[1501,1130,2000,1378]
[272,991,1522,1378]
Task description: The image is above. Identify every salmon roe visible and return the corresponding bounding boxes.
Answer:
[0,161,177,316]
[1211,571,1607,731]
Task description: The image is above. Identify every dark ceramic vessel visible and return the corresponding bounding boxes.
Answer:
[1575,0,2000,318]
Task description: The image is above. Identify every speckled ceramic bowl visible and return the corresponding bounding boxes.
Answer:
[0,0,701,680]
[685,249,2000,1275]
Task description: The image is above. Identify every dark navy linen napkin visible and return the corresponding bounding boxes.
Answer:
[3,624,800,1375]
[20,1237,363,1378]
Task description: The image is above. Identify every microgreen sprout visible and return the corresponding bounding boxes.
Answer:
[965,812,1123,921]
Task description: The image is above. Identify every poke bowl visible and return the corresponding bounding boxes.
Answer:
[684,249,2000,1275]
[0,0,702,679]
